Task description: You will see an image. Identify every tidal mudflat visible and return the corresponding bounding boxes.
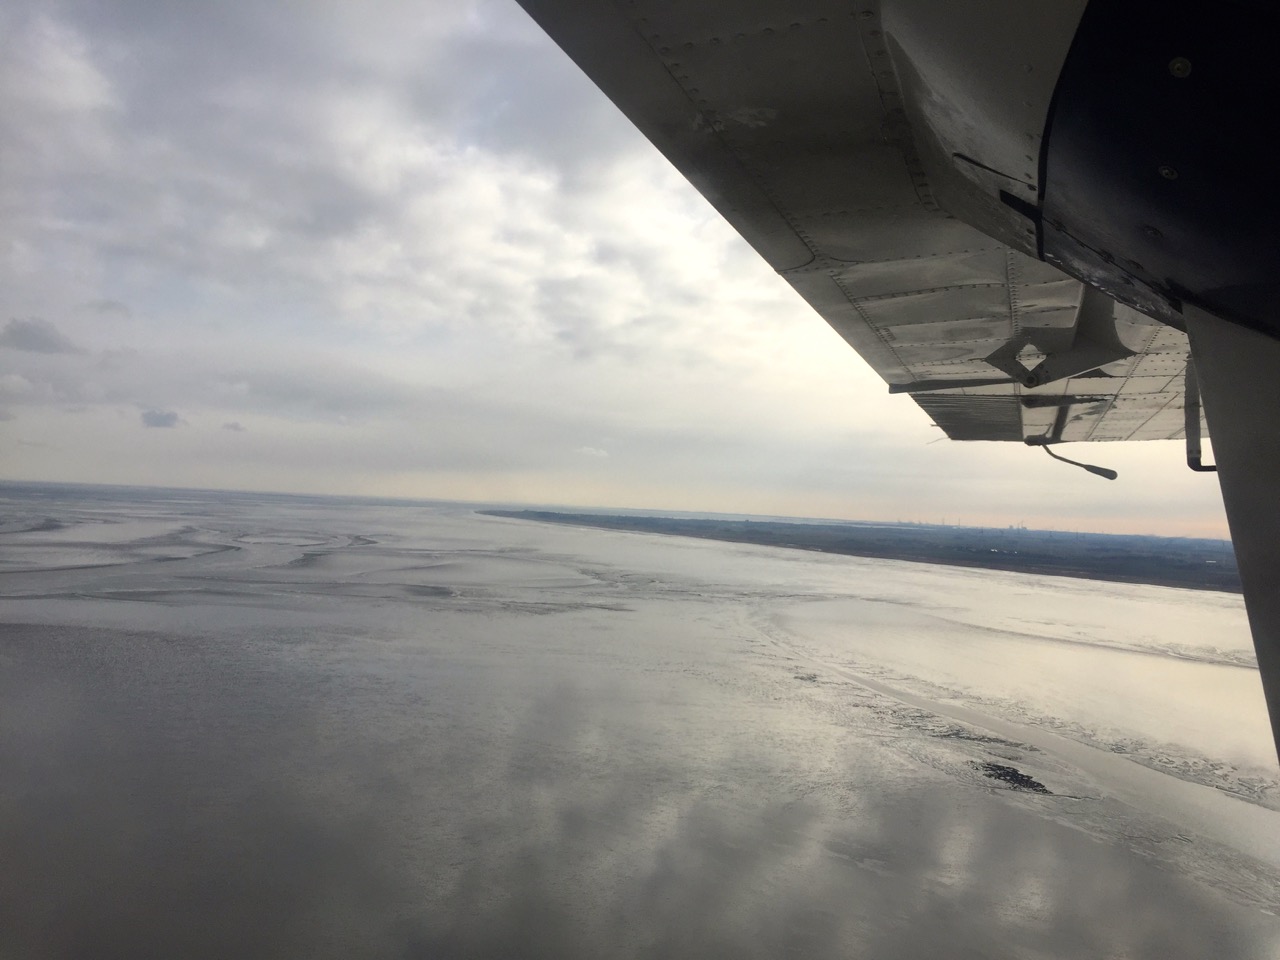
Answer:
[2,483,1277,958]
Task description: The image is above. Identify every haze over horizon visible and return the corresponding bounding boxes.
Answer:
[0,0,1230,537]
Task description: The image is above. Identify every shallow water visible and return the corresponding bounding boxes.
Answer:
[2,484,1278,958]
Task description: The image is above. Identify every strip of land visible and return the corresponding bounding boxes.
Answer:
[482,510,1241,593]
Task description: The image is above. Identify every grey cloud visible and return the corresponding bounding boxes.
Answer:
[4,0,647,300]
[222,421,246,432]
[405,26,646,183]
[71,0,641,182]
[537,276,687,364]
[3,0,718,382]
[0,341,421,424]
[3,5,388,299]
[0,318,81,354]
[141,408,179,428]
[0,354,138,410]
[214,363,418,421]
[79,298,131,318]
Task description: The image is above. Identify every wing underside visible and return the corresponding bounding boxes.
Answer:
[516,0,1196,443]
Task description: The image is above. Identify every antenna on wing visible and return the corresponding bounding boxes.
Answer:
[1039,444,1118,480]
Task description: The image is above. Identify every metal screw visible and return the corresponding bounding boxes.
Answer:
[1169,57,1192,78]
[1158,164,1179,180]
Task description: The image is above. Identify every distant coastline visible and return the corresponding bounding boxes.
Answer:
[482,510,1241,594]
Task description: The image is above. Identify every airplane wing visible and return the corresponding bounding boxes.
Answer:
[513,0,1197,446]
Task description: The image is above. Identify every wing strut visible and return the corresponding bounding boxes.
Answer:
[1186,307,1280,762]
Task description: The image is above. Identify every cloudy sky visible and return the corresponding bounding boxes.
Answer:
[0,0,1229,535]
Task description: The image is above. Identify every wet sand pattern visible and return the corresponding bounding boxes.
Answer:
[2,482,1278,958]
